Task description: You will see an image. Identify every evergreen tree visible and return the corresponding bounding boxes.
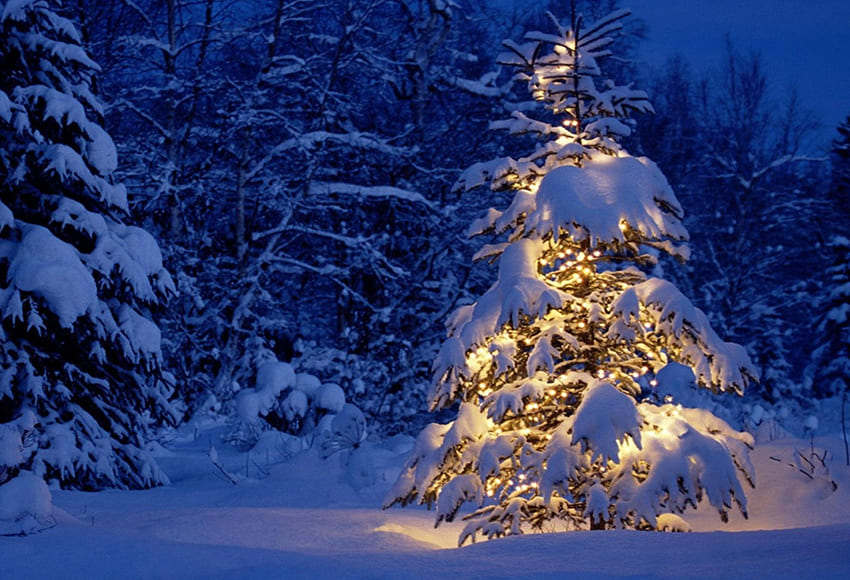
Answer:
[0,0,176,489]
[385,8,756,544]
[830,114,850,229]
[808,117,850,398]
[807,237,850,398]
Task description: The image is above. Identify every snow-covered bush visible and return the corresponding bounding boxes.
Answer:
[0,0,176,490]
[225,360,366,454]
[0,407,54,534]
[0,471,54,535]
[385,9,757,545]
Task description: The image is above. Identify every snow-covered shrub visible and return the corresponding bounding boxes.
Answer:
[225,360,367,453]
[0,471,54,535]
[0,0,176,490]
[385,9,756,545]
[0,411,54,534]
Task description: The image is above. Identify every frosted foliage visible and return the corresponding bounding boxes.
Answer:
[283,390,308,421]
[627,279,755,393]
[84,122,119,175]
[117,305,162,364]
[527,155,688,255]
[0,424,25,466]
[236,362,296,423]
[571,381,641,463]
[51,198,108,239]
[295,373,322,398]
[257,362,297,394]
[5,226,97,327]
[316,383,346,413]
[451,239,567,348]
[605,405,754,526]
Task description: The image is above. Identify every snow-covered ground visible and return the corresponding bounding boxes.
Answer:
[3,426,850,579]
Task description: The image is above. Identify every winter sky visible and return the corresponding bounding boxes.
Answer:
[627,0,850,146]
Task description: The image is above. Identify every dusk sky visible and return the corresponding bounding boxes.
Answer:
[628,0,850,146]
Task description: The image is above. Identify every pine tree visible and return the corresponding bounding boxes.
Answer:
[0,0,176,490]
[384,8,757,544]
[808,237,850,398]
[831,114,850,229]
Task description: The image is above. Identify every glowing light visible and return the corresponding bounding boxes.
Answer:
[650,379,658,387]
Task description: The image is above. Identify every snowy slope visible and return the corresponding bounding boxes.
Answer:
[2,427,850,579]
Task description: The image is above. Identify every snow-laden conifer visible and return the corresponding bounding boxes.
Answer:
[0,0,176,492]
[807,237,850,398]
[385,8,757,544]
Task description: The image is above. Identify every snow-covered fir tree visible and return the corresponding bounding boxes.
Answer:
[0,0,176,492]
[385,8,758,544]
[807,239,850,397]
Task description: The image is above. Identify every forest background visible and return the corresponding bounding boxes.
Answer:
[8,0,850,455]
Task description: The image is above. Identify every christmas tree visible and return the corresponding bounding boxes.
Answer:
[385,8,757,544]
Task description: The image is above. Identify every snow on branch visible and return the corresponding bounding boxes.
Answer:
[308,182,432,207]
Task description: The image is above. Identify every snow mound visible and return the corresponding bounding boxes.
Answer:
[0,472,55,535]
